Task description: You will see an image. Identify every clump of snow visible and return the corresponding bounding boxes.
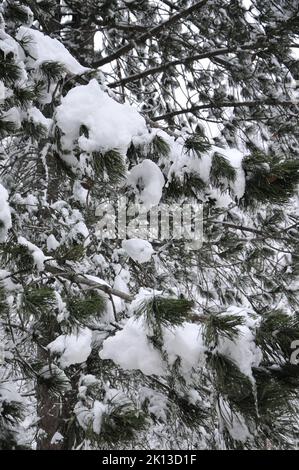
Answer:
[0,269,20,291]
[0,183,12,242]
[74,402,93,431]
[4,107,21,129]
[27,106,52,133]
[93,401,107,434]
[100,299,206,378]
[39,364,71,390]
[0,29,20,58]
[46,234,60,251]
[163,323,206,377]
[55,79,147,154]
[69,220,90,246]
[0,381,22,403]
[218,397,251,443]
[16,26,88,75]
[127,159,165,209]
[122,238,154,263]
[139,387,168,422]
[165,136,245,204]
[47,328,92,368]
[217,147,245,199]
[73,180,88,205]
[100,316,166,376]
[50,432,64,445]
[18,236,48,271]
[216,307,262,381]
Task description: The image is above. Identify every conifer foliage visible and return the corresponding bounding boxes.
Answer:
[0,0,298,450]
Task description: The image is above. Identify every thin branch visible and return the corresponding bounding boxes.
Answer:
[108,44,267,89]
[151,99,297,121]
[44,263,134,302]
[93,0,208,68]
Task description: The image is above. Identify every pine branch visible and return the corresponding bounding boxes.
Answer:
[152,99,297,121]
[44,263,133,301]
[108,44,267,89]
[93,0,209,68]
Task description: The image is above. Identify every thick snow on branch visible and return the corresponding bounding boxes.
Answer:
[55,79,147,154]
[47,328,92,368]
[127,159,165,209]
[0,183,12,242]
[16,26,88,75]
[122,238,154,263]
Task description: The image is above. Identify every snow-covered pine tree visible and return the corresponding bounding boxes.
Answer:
[0,0,299,450]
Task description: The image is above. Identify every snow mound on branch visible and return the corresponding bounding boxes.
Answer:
[0,183,12,242]
[0,30,19,57]
[27,106,52,133]
[163,323,206,375]
[122,238,154,263]
[127,159,165,209]
[55,79,147,154]
[18,236,47,271]
[16,26,88,75]
[216,307,262,381]
[50,432,64,445]
[166,137,245,202]
[100,317,166,376]
[99,315,205,377]
[48,328,92,368]
[0,382,22,404]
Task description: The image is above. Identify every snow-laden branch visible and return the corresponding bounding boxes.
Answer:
[45,263,134,302]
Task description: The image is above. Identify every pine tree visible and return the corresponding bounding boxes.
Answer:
[0,0,298,450]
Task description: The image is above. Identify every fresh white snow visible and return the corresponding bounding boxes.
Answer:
[0,183,12,242]
[127,159,165,209]
[47,328,92,368]
[55,79,147,155]
[122,238,154,263]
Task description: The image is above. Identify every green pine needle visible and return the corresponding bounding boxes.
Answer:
[166,173,206,199]
[40,61,67,80]
[256,310,299,363]
[203,312,245,346]
[54,243,86,263]
[99,402,147,446]
[184,134,212,157]
[22,287,56,317]
[243,152,299,206]
[150,135,170,159]
[0,118,19,138]
[135,296,193,327]
[67,291,106,322]
[93,149,126,184]
[210,152,237,184]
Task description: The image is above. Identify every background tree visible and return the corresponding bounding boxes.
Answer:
[0,0,299,450]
